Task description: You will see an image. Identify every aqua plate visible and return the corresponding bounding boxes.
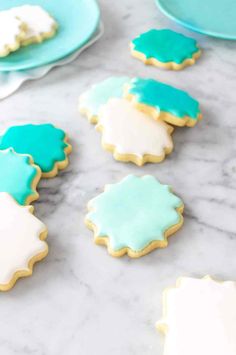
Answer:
[156,0,236,40]
[0,0,100,71]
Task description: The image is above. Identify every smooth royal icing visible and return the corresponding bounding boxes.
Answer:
[0,148,39,205]
[0,193,47,287]
[97,98,173,158]
[0,124,68,174]
[79,76,130,118]
[132,29,199,64]
[158,276,236,355]
[10,5,57,43]
[0,11,24,54]
[127,78,200,120]
[86,175,183,252]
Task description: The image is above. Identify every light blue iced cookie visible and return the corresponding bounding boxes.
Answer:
[79,76,131,123]
[85,175,184,258]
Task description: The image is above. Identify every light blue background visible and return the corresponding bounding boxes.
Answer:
[156,0,236,40]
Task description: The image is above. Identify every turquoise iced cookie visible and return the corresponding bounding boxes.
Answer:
[79,76,131,123]
[125,77,202,127]
[85,175,184,258]
[131,29,201,70]
[0,124,72,178]
[0,148,41,205]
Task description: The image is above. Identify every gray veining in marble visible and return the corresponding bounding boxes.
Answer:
[0,0,236,354]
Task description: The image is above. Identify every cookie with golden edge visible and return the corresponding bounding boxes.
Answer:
[157,276,236,355]
[0,11,27,57]
[131,29,201,70]
[96,98,174,166]
[124,77,202,127]
[0,124,72,178]
[10,5,58,46]
[79,76,131,124]
[85,175,184,258]
[0,148,41,205]
[0,193,48,291]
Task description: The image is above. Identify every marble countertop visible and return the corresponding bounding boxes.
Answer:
[1,0,236,354]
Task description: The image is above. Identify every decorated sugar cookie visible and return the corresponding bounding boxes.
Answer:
[0,124,72,178]
[10,5,57,46]
[131,29,201,70]
[0,11,26,57]
[96,98,174,165]
[125,78,202,127]
[157,276,236,355]
[0,193,48,291]
[79,76,130,124]
[0,148,41,205]
[85,175,184,258]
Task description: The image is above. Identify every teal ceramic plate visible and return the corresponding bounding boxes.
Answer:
[156,0,236,40]
[0,0,100,71]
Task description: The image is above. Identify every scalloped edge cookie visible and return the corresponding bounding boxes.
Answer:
[10,5,58,46]
[156,275,236,355]
[0,194,48,292]
[0,124,72,179]
[86,207,184,258]
[130,29,201,71]
[124,78,202,127]
[85,175,184,258]
[96,98,174,166]
[125,92,202,127]
[0,12,27,57]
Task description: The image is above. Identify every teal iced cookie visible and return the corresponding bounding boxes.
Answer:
[85,175,184,258]
[0,148,41,205]
[0,124,72,178]
[131,29,201,70]
[79,76,131,123]
[125,77,202,127]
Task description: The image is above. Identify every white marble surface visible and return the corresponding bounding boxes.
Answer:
[0,0,236,354]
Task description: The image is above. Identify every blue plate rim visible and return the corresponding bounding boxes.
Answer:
[155,0,236,40]
[0,0,101,72]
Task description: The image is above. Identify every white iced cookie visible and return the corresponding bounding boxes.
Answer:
[0,193,48,291]
[10,5,57,46]
[96,98,174,165]
[157,276,236,355]
[0,11,26,57]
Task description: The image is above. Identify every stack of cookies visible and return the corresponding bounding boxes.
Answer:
[79,76,202,166]
[79,29,202,259]
[0,5,57,57]
[0,123,71,291]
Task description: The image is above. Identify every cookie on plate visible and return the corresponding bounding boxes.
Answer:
[0,124,72,178]
[131,29,201,70]
[124,77,202,127]
[157,276,236,355]
[0,193,48,291]
[96,98,174,165]
[0,148,41,205]
[85,175,184,258]
[10,5,58,46]
[79,76,131,124]
[0,11,26,57]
